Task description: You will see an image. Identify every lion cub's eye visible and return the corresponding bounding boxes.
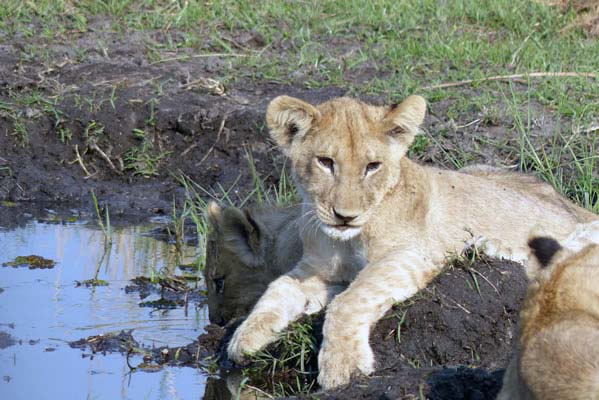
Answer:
[213,277,225,294]
[317,157,335,174]
[365,162,382,176]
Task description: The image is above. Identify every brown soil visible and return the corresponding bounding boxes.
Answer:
[0,34,345,227]
[316,256,526,399]
[544,0,599,37]
[193,256,527,400]
[0,17,558,228]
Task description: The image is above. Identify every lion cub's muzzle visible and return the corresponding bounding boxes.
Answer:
[333,208,358,225]
[319,207,364,241]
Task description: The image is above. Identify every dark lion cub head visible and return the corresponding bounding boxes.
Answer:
[204,202,302,325]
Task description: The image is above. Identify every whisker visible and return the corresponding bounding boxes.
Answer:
[305,214,320,238]
[309,215,322,238]
[297,209,317,236]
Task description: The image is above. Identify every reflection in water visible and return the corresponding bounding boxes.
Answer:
[0,217,210,399]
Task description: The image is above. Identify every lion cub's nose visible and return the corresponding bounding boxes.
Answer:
[333,208,358,224]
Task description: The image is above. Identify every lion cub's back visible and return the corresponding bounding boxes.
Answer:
[459,164,597,223]
[521,320,599,400]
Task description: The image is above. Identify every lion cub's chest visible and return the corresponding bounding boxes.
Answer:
[301,228,367,283]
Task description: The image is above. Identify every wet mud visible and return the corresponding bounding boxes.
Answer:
[70,330,139,355]
[0,40,346,226]
[69,323,225,370]
[174,256,527,399]
[314,256,526,399]
[0,331,17,350]
[125,275,205,305]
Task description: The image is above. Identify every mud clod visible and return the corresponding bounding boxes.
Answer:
[0,331,17,349]
[427,367,504,400]
[69,330,139,354]
[125,275,205,304]
[2,255,56,269]
[75,278,109,287]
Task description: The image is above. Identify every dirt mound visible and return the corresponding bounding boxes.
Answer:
[202,256,526,399]
[313,256,526,399]
[372,257,525,372]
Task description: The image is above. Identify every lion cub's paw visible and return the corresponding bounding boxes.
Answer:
[227,312,281,364]
[317,338,375,390]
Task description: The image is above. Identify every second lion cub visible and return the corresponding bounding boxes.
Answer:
[498,222,599,400]
[227,94,597,389]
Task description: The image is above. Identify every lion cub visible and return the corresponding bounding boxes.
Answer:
[498,221,599,400]
[205,203,302,325]
[227,94,597,389]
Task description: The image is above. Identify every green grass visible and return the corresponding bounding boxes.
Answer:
[123,129,171,177]
[1,0,596,212]
[176,148,298,273]
[242,317,319,397]
[2,1,597,87]
[90,189,113,246]
[504,83,599,213]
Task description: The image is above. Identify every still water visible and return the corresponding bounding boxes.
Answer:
[0,215,210,400]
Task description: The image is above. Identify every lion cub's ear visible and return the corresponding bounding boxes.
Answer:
[526,233,563,280]
[383,95,427,146]
[528,236,562,269]
[221,206,265,268]
[266,96,321,153]
[207,201,223,233]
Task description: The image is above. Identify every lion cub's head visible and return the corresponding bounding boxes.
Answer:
[521,222,599,330]
[266,95,426,241]
[205,202,302,325]
[499,222,599,399]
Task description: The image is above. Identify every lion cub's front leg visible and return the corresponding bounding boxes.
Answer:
[317,251,436,389]
[227,267,339,364]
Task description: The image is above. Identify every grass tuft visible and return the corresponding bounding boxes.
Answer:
[243,317,319,397]
[91,189,112,246]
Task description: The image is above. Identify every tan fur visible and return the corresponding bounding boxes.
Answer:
[227,95,597,389]
[498,222,599,400]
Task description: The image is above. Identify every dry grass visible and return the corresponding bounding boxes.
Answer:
[544,0,599,37]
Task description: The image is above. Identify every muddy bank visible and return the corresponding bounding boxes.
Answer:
[324,258,524,399]
[189,256,526,399]
[0,18,571,228]
[0,36,346,227]
[312,256,526,399]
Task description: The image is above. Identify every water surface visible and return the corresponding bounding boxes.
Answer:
[0,215,210,400]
